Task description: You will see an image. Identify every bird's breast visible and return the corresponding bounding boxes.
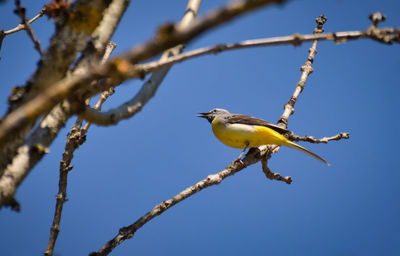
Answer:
[211,119,256,149]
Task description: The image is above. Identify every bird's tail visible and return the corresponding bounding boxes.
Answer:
[283,140,330,166]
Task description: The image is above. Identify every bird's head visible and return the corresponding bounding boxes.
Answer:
[197,108,230,123]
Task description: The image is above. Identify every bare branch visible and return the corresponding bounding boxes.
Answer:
[261,155,292,184]
[92,14,341,256]
[0,6,45,58]
[137,28,399,72]
[287,132,350,144]
[4,7,45,35]
[0,0,114,186]
[14,0,44,55]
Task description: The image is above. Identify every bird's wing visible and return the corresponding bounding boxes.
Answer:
[226,114,289,134]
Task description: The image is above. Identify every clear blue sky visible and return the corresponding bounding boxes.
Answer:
[1,0,400,255]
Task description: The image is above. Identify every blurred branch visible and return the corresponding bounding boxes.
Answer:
[79,0,203,125]
[14,0,44,55]
[0,0,285,149]
[0,0,130,210]
[0,102,71,211]
[45,42,116,256]
[0,0,113,196]
[92,14,348,256]
[0,0,117,181]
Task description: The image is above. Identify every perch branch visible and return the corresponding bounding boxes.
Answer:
[92,14,348,256]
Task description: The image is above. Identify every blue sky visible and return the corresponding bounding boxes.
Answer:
[1,0,400,255]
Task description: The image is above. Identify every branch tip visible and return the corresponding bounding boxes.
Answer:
[369,12,386,27]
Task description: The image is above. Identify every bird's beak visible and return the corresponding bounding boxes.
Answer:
[197,112,209,119]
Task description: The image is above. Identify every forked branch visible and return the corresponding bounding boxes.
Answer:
[92,14,350,256]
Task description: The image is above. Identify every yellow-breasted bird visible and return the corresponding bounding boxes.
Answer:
[198,108,329,165]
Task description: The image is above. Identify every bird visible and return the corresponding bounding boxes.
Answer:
[198,108,329,165]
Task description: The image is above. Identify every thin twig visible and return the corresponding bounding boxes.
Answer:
[0,6,45,59]
[14,0,44,55]
[4,7,45,35]
[44,42,117,256]
[287,132,350,144]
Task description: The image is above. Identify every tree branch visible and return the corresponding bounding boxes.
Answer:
[0,0,113,185]
[0,6,45,59]
[4,7,45,35]
[0,101,72,211]
[277,15,326,128]
[287,132,350,144]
